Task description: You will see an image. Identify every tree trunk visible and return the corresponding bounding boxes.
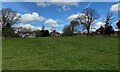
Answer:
[86,27,90,36]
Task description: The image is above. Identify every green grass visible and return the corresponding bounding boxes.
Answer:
[0,38,2,71]
[2,36,118,70]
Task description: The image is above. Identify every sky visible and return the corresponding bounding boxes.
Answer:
[1,1,120,33]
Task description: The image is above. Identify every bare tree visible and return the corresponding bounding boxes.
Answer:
[77,8,99,35]
[0,8,21,27]
[104,13,116,27]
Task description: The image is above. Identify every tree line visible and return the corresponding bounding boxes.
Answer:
[0,8,120,38]
[63,8,119,36]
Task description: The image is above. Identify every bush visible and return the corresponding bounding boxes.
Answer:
[104,26,114,36]
[35,30,50,37]
[63,26,74,36]
[2,27,18,38]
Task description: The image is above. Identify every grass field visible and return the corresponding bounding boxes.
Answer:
[2,36,118,70]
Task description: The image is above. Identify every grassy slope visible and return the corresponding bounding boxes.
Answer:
[2,36,118,70]
[0,38,2,71]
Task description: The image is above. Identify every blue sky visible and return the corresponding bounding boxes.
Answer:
[2,2,119,33]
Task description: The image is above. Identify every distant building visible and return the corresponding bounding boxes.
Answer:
[50,32,61,37]
[18,32,36,38]
[113,31,120,36]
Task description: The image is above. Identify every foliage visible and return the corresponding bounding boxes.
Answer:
[40,30,49,37]
[102,13,115,36]
[96,26,105,35]
[0,30,1,37]
[2,26,18,38]
[96,25,114,36]
[104,25,114,36]
[63,25,73,36]
[35,30,50,37]
[99,26,105,35]
[34,30,41,37]
[44,30,50,37]
[96,13,116,36]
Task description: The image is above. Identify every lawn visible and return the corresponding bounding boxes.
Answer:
[2,36,118,70]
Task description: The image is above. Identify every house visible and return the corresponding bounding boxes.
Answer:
[19,32,36,38]
[50,32,61,37]
[113,31,120,36]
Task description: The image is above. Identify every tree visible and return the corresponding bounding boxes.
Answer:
[40,30,45,37]
[104,25,114,36]
[69,20,79,33]
[103,13,116,36]
[2,23,19,38]
[63,25,73,36]
[44,30,49,37]
[34,30,41,37]
[35,30,50,37]
[2,25,18,38]
[0,8,21,38]
[104,13,116,27]
[77,8,100,36]
[116,20,120,29]
[0,8,21,27]
[0,23,1,37]
[53,30,56,32]
[96,26,105,35]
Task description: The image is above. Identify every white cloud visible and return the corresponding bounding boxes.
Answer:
[20,12,45,23]
[14,23,35,30]
[36,2,78,8]
[110,3,120,12]
[44,19,59,27]
[89,22,105,32]
[114,28,119,31]
[22,24,35,29]
[58,24,65,27]
[47,27,56,32]
[36,2,79,11]
[67,13,84,21]
[38,26,42,30]
[50,2,79,6]
[44,18,64,28]
[95,22,105,28]
[67,14,78,21]
[36,2,50,7]
[58,31,63,33]
[62,6,71,11]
